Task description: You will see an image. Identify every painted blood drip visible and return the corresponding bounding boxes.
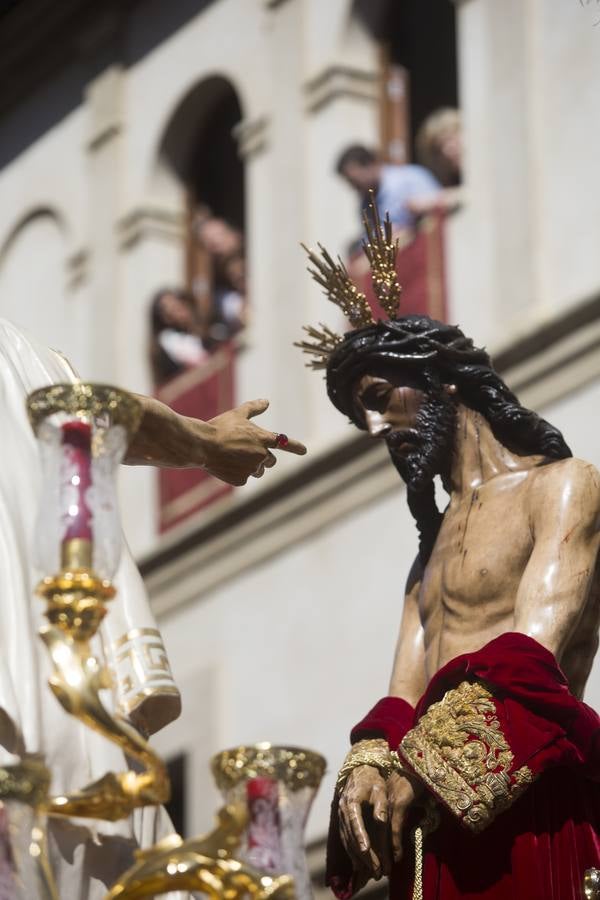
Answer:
[62,420,93,542]
[246,777,283,873]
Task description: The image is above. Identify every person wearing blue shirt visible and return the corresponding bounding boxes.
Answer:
[335,144,441,232]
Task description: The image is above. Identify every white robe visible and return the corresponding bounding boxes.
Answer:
[0,319,189,898]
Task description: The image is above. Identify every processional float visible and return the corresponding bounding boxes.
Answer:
[0,381,324,899]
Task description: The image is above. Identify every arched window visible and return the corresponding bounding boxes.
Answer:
[0,210,77,363]
[158,76,246,370]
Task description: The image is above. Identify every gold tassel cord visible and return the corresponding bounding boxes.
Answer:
[411,826,423,900]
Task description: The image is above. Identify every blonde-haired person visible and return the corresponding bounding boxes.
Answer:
[408,107,464,217]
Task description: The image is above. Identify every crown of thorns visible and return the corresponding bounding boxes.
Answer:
[296,192,402,370]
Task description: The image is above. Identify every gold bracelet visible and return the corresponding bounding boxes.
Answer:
[335,738,407,794]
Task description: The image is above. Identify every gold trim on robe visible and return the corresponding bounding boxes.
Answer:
[399,681,533,832]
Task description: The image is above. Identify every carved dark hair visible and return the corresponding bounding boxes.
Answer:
[326,315,572,562]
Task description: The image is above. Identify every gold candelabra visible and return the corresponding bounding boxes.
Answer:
[21,382,320,900]
[27,383,169,822]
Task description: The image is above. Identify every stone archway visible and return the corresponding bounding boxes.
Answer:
[157,74,245,331]
[0,208,79,365]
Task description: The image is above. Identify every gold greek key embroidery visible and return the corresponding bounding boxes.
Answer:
[111,629,178,715]
[112,627,163,650]
[399,681,533,832]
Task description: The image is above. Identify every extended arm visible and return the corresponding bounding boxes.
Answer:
[514,459,600,659]
[124,395,306,486]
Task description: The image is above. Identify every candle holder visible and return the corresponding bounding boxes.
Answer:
[211,743,326,900]
[104,804,295,900]
[26,383,169,821]
[0,757,59,900]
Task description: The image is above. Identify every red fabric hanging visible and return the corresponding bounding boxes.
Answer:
[326,633,600,900]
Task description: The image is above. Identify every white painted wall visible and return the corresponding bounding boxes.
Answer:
[0,213,76,364]
[449,0,600,350]
[155,480,414,842]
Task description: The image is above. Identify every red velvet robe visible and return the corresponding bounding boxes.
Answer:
[327,633,600,900]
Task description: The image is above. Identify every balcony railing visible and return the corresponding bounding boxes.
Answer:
[348,211,446,321]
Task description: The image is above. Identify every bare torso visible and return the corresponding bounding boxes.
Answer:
[386,408,600,705]
[420,461,600,695]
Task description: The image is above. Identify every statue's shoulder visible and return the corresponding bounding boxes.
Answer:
[537,455,599,481]
[531,456,600,514]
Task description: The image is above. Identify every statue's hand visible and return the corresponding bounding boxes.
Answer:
[126,395,306,483]
[338,765,391,881]
[387,770,420,864]
[204,399,306,485]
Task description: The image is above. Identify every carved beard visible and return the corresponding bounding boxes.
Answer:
[385,389,457,492]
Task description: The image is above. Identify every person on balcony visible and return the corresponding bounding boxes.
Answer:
[150,287,208,385]
[335,144,440,238]
[192,210,248,346]
[209,250,248,345]
[408,108,464,218]
[193,209,244,259]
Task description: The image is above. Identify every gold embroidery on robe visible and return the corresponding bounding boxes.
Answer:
[399,681,533,832]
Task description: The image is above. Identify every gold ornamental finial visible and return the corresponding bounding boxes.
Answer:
[297,192,402,370]
[301,242,374,329]
[294,324,343,371]
[362,192,402,319]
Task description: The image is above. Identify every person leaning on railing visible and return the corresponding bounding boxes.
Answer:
[335,144,441,240]
[407,107,464,218]
[149,287,209,385]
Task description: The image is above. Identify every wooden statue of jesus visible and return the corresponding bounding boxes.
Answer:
[299,258,600,899]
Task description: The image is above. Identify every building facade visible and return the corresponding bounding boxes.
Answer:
[1,0,600,883]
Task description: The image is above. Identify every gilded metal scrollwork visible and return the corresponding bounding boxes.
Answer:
[40,624,169,821]
[104,804,295,900]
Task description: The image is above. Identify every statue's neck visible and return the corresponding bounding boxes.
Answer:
[447,405,543,497]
